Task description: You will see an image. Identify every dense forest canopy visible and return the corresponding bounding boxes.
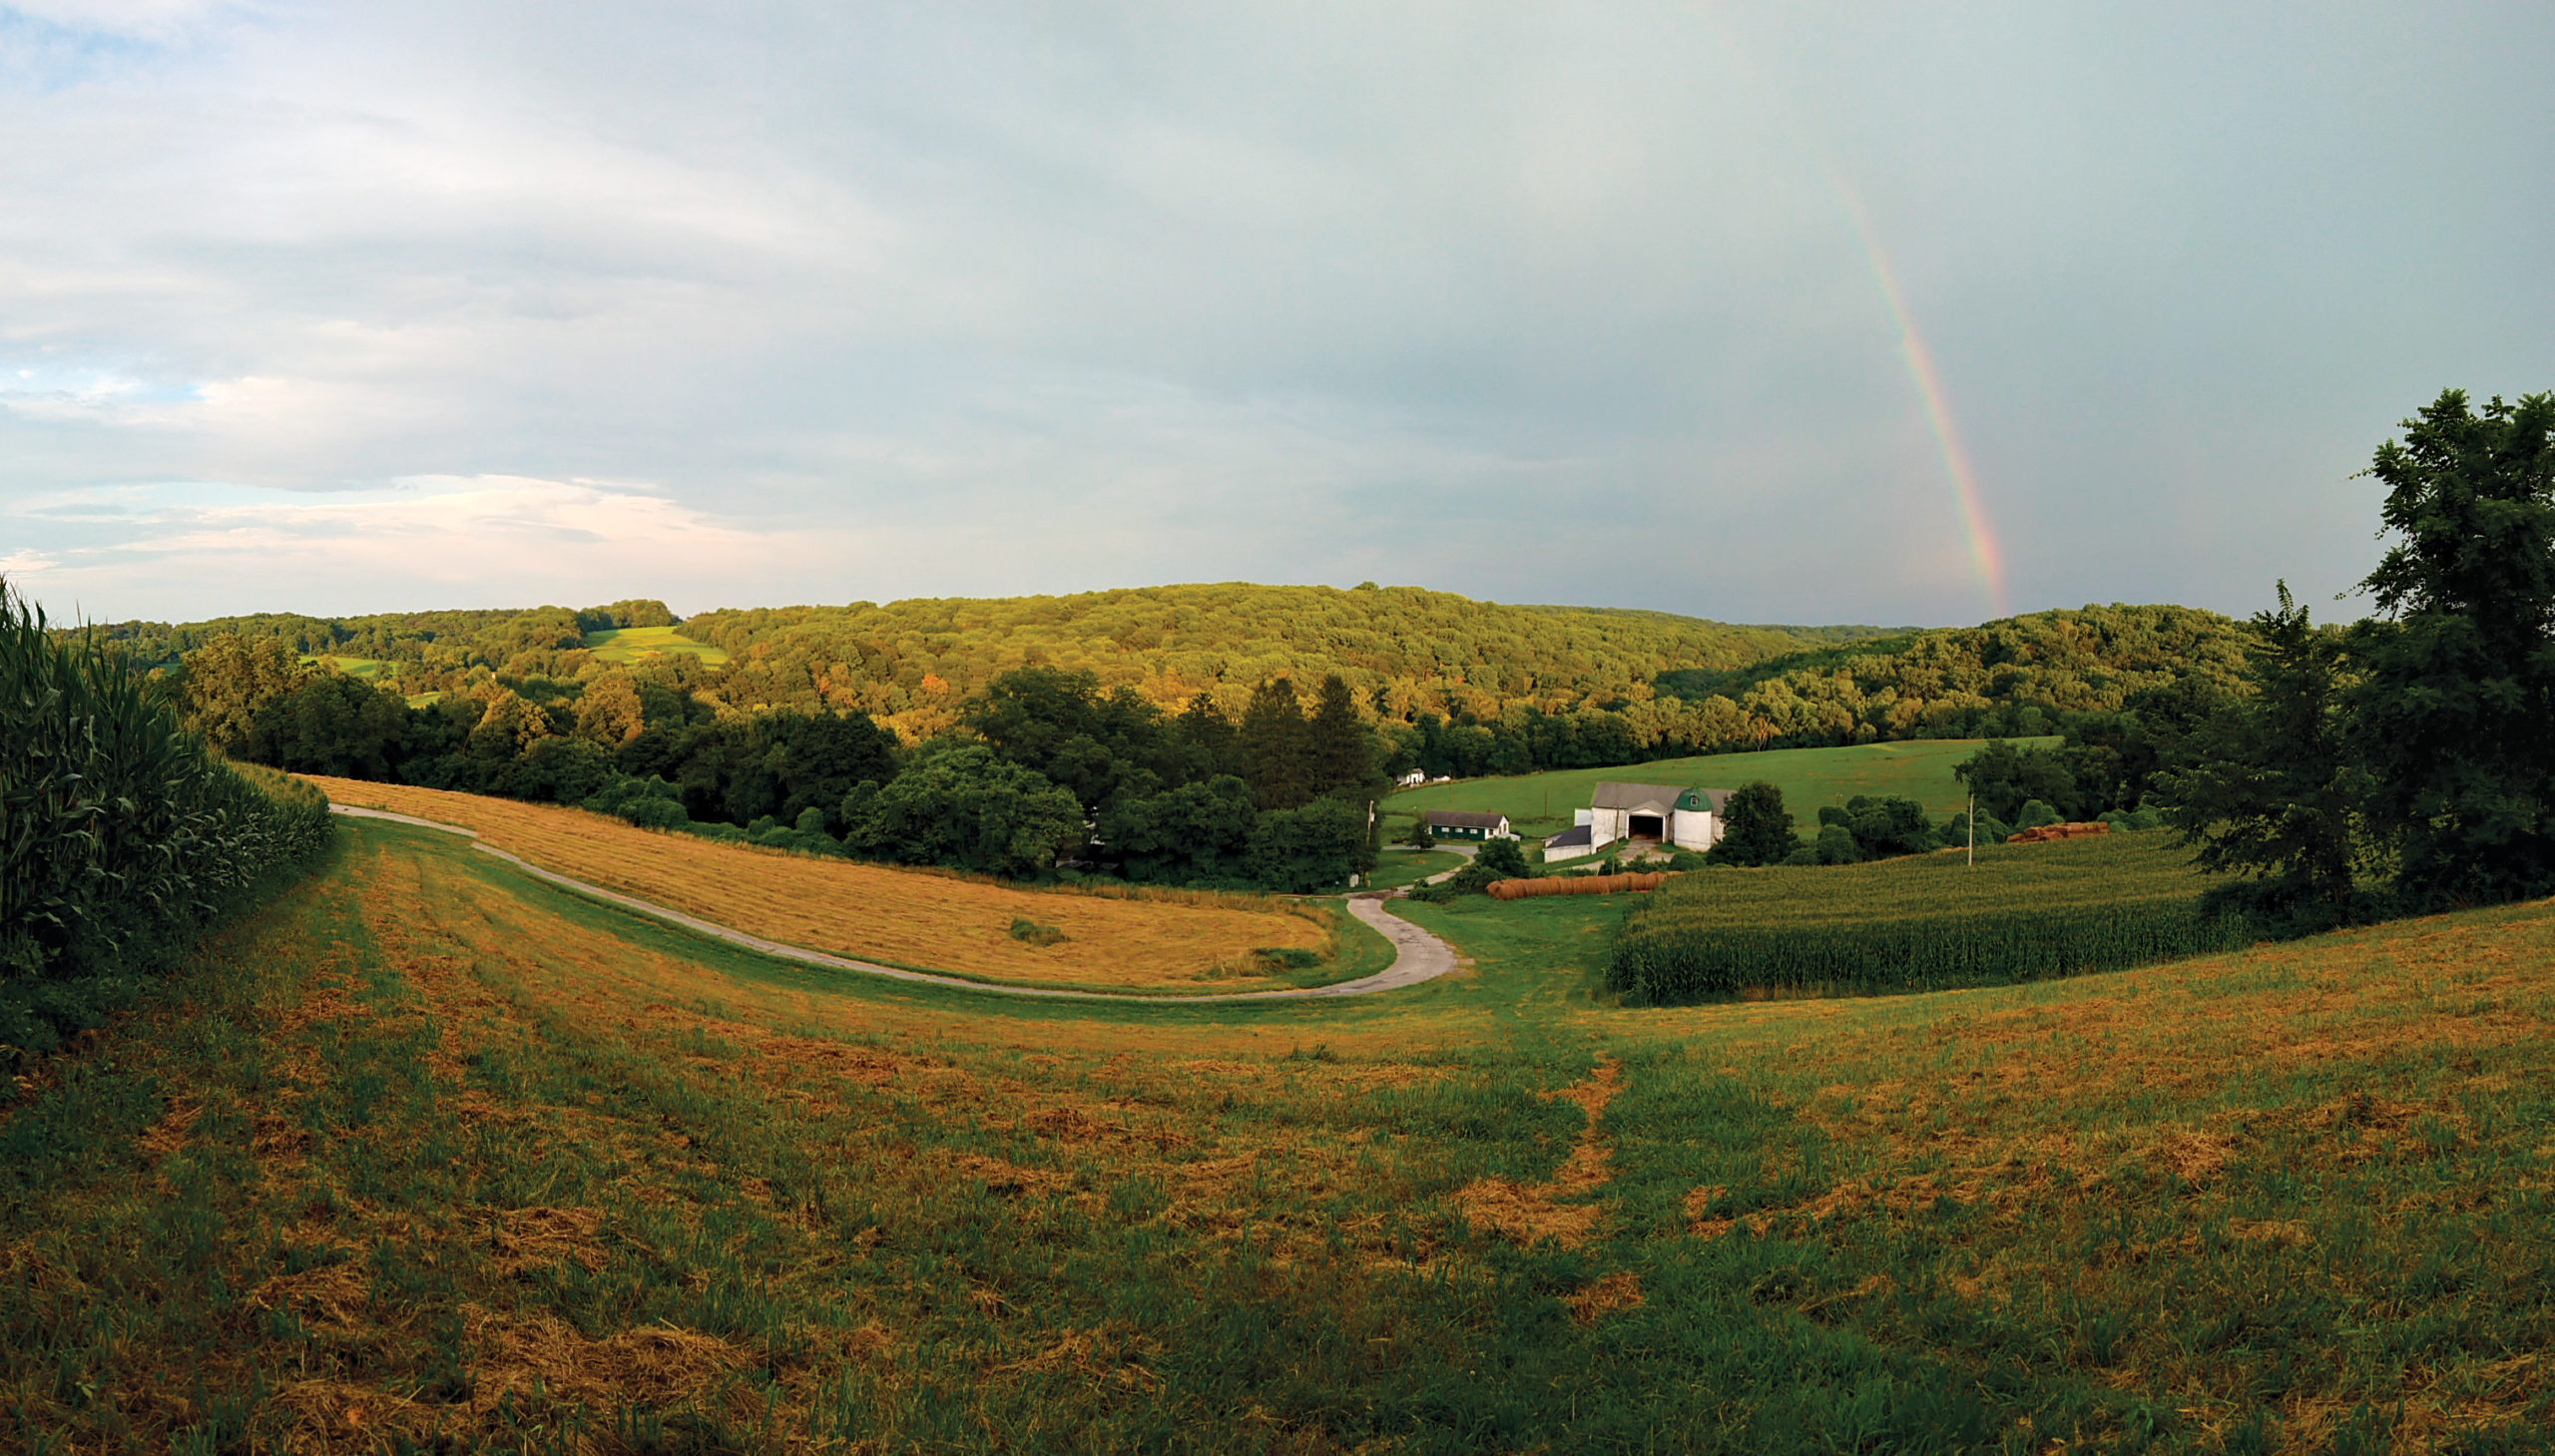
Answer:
[82,585,2238,757]
[678,584,1878,734]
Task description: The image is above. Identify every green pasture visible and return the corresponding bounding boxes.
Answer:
[1387,736,2061,834]
[300,654,390,679]
[582,624,733,666]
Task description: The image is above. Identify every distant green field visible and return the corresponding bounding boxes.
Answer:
[300,654,389,679]
[1386,737,2062,833]
[582,625,732,666]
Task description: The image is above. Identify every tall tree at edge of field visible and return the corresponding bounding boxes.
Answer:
[1708,780,1796,866]
[2152,583,2362,924]
[1304,674,1373,799]
[2348,389,2555,908]
[1238,678,1313,810]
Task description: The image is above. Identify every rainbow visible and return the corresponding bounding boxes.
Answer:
[1819,170,2012,620]
[1688,7,2013,619]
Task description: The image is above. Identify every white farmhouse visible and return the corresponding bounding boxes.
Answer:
[1544,781,1731,862]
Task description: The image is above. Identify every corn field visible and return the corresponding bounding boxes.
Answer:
[1609,834,2252,1003]
[1,579,333,1065]
[1487,871,1674,899]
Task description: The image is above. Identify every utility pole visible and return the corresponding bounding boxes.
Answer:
[1967,790,1975,868]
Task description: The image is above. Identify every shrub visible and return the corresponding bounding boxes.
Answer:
[1474,836,1531,879]
[1814,823,1859,865]
[1407,860,1507,902]
[1008,917,1068,947]
[2014,799,2064,831]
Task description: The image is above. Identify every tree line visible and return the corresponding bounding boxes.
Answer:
[174,643,1388,892]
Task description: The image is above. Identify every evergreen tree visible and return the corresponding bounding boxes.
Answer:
[1303,674,1372,797]
[1238,678,1313,809]
[2152,584,2360,922]
[2347,389,2555,906]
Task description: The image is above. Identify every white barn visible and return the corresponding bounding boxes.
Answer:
[1545,781,1731,862]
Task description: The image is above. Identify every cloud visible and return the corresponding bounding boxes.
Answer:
[1,2,2547,628]
[2,476,860,619]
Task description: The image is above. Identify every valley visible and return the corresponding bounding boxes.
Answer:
[4,809,2547,1450]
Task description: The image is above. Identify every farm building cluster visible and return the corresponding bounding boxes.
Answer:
[1421,780,1733,863]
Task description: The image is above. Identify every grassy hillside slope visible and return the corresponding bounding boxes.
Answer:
[302,778,1355,995]
[2,815,2548,1450]
[1388,736,2058,833]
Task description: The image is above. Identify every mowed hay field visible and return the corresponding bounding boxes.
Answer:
[1388,736,2060,834]
[4,815,2552,1451]
[300,777,1340,993]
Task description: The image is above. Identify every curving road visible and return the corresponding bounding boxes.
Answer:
[329,804,1459,1005]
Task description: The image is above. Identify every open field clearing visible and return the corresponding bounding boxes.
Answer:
[300,777,1349,994]
[3,816,2551,1450]
[1613,832,2240,1001]
[582,625,733,666]
[1387,736,2060,833]
[302,654,390,679]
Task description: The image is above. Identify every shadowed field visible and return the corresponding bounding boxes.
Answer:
[300,778,1352,994]
[3,815,2551,1452]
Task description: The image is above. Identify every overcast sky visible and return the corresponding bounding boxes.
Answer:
[3,2,2549,629]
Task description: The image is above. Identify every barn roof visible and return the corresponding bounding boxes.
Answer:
[1424,809,1508,829]
[1591,781,1687,812]
[1592,781,1733,814]
[1542,824,1596,848]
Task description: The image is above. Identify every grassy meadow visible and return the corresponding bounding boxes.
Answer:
[304,778,1363,996]
[2,812,2551,1451]
[582,626,733,667]
[1363,847,1468,892]
[306,655,392,679]
[1387,736,2062,835]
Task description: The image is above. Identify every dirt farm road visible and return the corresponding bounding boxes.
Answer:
[329,804,1461,1005]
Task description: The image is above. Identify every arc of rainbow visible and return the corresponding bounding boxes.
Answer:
[1687,5,2013,620]
[1819,166,2012,620]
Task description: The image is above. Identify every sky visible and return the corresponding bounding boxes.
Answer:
[3,1,2549,630]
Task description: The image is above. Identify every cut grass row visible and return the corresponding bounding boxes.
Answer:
[301,778,1355,994]
[1385,736,2061,833]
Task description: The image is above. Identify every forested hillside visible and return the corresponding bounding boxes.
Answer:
[1655,603,2249,744]
[681,584,1850,734]
[94,581,2258,893]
